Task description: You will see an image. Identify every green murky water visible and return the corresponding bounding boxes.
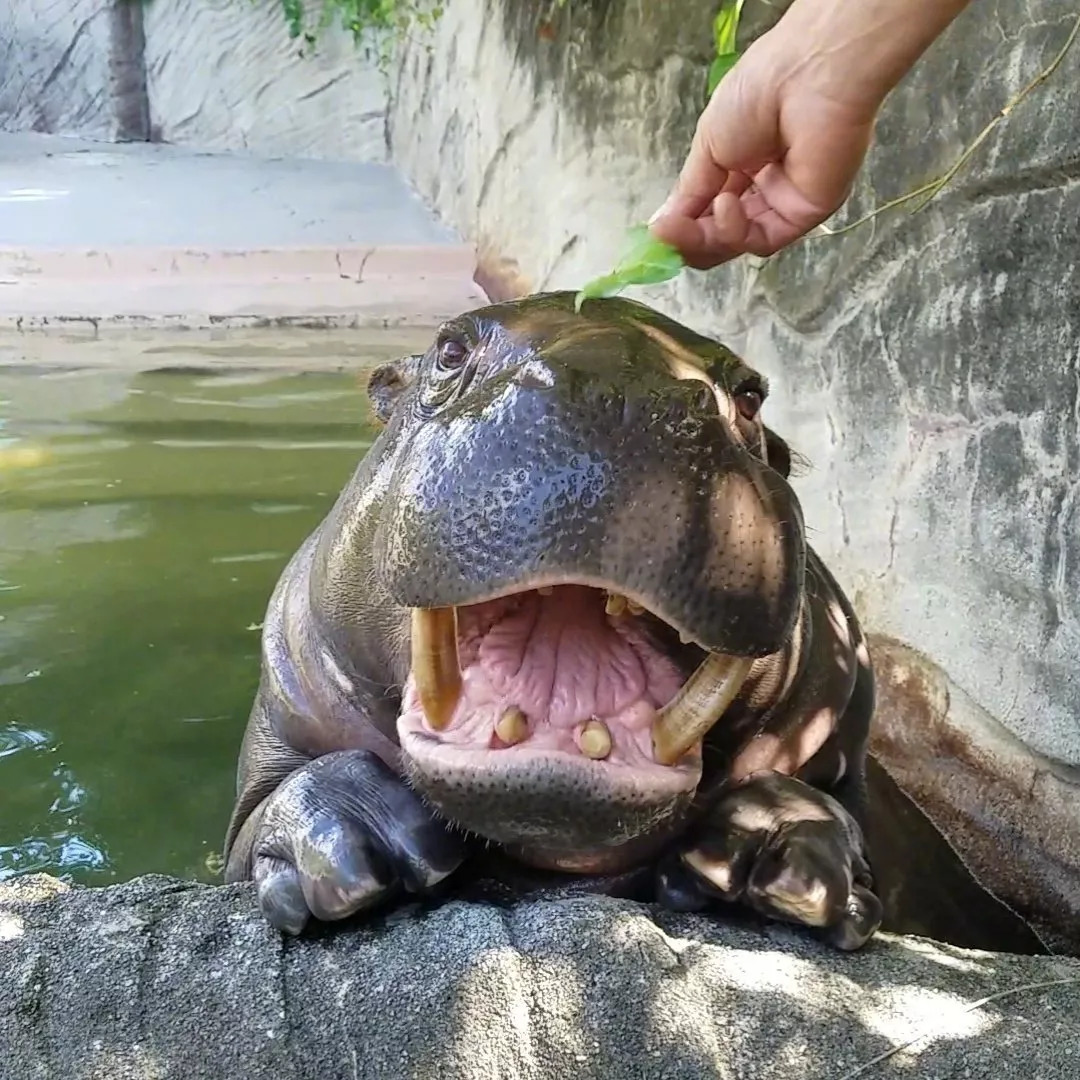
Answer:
[0,329,425,887]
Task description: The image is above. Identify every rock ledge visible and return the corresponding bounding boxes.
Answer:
[1,874,1078,1079]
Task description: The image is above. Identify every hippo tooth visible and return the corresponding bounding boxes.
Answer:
[652,654,754,766]
[495,706,529,746]
[537,586,554,596]
[604,593,629,617]
[410,607,462,731]
[578,719,612,760]
[626,599,645,616]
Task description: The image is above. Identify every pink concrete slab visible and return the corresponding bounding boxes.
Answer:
[0,245,486,329]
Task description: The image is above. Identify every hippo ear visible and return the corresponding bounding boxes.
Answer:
[763,425,811,479]
[366,354,424,424]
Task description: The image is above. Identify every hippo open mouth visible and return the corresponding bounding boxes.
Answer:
[397,580,753,870]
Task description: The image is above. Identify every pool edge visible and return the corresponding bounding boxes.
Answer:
[0,244,489,332]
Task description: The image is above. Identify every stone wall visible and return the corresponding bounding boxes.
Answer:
[0,0,389,161]
[0,0,145,141]
[387,0,1080,934]
[143,0,388,160]
[3,0,1079,947]
[3,873,1080,1080]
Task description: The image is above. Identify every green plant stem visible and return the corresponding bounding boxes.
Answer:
[808,10,1080,242]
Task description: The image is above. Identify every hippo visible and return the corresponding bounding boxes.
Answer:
[222,291,1046,955]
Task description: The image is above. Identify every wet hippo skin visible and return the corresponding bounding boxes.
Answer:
[222,292,1043,955]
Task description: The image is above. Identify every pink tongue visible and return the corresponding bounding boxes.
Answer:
[476,587,653,728]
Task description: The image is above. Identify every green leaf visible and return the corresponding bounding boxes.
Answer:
[573,225,685,312]
[706,0,746,97]
[706,52,739,96]
[713,0,745,56]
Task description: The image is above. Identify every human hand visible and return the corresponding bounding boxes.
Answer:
[648,31,879,268]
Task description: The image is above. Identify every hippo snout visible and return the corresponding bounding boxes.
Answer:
[376,353,804,658]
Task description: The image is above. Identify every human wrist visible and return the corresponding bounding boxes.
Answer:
[761,0,975,117]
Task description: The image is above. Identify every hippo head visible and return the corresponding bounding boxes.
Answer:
[333,292,806,874]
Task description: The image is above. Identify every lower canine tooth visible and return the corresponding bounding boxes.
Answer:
[652,653,753,765]
[411,607,462,731]
[579,719,612,760]
[495,706,529,745]
[605,593,628,617]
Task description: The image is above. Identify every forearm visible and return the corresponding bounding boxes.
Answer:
[768,0,976,113]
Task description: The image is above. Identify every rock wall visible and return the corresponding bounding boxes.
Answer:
[387,0,1080,937]
[0,0,389,161]
[3,872,1080,1080]
[0,0,146,141]
[143,0,388,161]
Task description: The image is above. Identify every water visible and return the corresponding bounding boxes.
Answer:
[0,327,429,886]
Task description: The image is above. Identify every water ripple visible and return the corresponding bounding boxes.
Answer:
[0,834,107,881]
[48,766,87,815]
[0,723,52,760]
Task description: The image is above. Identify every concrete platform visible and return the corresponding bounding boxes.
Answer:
[0,133,484,328]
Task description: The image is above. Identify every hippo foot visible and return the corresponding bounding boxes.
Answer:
[655,771,883,951]
[249,750,466,935]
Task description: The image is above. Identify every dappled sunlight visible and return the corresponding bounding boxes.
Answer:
[85,1047,166,1080]
[850,982,998,1064]
[0,910,24,940]
[639,903,1080,1076]
[661,926,867,1016]
[434,943,588,1078]
[889,933,993,973]
[0,882,1078,1077]
[0,873,70,905]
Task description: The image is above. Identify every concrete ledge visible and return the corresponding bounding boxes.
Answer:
[2,873,1079,1080]
[0,245,486,330]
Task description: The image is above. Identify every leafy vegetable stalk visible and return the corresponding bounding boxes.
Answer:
[573,1,746,310]
[573,227,685,311]
[707,0,746,97]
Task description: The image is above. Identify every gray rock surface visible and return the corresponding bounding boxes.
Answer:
[386,0,1080,941]
[2,873,1079,1080]
[143,0,388,161]
[0,0,131,140]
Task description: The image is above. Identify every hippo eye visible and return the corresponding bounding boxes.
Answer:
[437,338,469,371]
[418,334,476,416]
[735,389,762,422]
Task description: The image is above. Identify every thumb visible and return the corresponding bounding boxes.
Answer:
[652,75,779,224]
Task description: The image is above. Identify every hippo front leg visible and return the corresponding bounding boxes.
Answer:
[656,772,883,950]
[228,750,467,935]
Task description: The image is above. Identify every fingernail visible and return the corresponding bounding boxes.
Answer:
[648,198,672,225]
